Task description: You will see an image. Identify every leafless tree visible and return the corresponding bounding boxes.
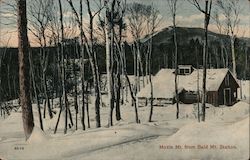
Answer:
[29,49,43,130]
[188,0,212,122]
[113,0,127,122]
[145,5,161,122]
[214,12,229,68]
[215,0,240,77]
[66,0,103,128]
[127,2,147,96]
[115,38,140,124]
[105,0,127,126]
[167,0,179,119]
[28,0,54,119]
[105,0,115,126]
[17,0,34,140]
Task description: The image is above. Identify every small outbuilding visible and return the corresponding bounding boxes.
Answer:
[137,66,239,107]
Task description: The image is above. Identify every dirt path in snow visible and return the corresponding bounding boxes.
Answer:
[63,135,159,159]
[64,128,178,160]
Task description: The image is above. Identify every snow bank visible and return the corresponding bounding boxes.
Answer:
[165,101,249,123]
[28,127,50,144]
[206,101,249,122]
[79,115,249,160]
[162,116,249,160]
[0,112,23,137]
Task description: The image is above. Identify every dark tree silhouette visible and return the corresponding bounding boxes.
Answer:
[17,0,34,140]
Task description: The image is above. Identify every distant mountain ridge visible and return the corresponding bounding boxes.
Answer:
[141,26,250,46]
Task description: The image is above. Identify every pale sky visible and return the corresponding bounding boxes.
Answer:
[0,0,249,47]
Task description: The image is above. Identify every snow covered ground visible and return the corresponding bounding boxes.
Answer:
[0,96,249,160]
[238,80,250,103]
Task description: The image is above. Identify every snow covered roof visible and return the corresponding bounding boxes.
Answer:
[137,69,177,99]
[137,68,237,99]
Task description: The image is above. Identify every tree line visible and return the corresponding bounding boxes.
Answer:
[0,0,249,140]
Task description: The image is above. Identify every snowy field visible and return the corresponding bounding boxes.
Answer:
[0,94,249,160]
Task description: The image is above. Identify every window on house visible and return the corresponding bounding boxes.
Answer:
[184,69,190,74]
[234,92,237,98]
[178,65,192,75]
[179,69,184,75]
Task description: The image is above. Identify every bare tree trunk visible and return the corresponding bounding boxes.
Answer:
[17,0,34,140]
[145,52,149,84]
[118,44,139,123]
[67,105,74,127]
[86,81,90,128]
[244,47,248,80]
[239,80,243,99]
[167,0,179,119]
[106,4,112,126]
[63,49,68,134]
[43,69,53,119]
[106,2,116,126]
[30,50,43,130]
[214,47,219,68]
[7,63,12,98]
[94,74,101,127]
[132,44,137,96]
[65,51,73,129]
[54,40,63,134]
[120,43,125,105]
[125,73,139,123]
[148,40,154,122]
[87,1,101,128]
[195,45,200,122]
[42,37,53,119]
[57,0,69,134]
[224,47,229,68]
[231,36,237,77]
[74,42,78,130]
[122,45,129,103]
[189,0,212,122]
[80,50,85,130]
[201,36,207,122]
[115,63,122,121]
[51,52,57,110]
[201,0,210,122]
[79,0,85,131]
[136,42,140,92]
[54,99,62,134]
[148,68,153,122]
[173,15,179,119]
[138,53,145,88]
[81,75,85,130]
[220,42,225,68]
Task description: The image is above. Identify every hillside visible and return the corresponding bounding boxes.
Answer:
[142,26,250,46]
[138,26,250,77]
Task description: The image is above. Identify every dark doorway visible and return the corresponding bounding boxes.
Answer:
[224,88,231,106]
